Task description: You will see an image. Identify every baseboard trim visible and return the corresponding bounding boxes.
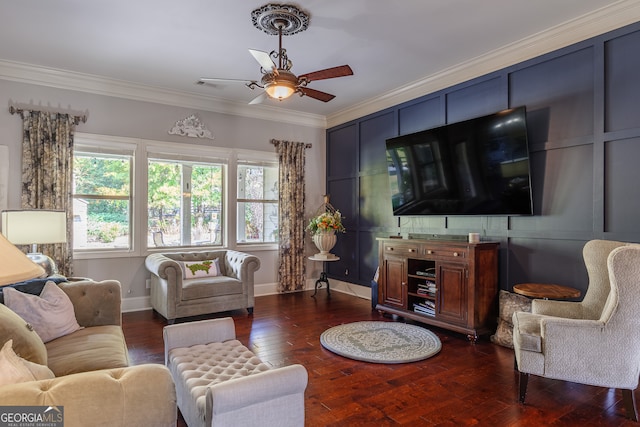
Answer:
[310,278,371,300]
[121,280,372,313]
[121,296,151,313]
[256,279,371,299]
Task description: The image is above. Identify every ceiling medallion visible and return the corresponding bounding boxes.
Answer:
[251,3,309,36]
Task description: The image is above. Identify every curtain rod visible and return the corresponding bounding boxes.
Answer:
[270,140,312,149]
[9,106,87,125]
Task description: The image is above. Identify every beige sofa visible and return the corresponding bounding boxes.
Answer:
[0,279,176,427]
[145,250,261,323]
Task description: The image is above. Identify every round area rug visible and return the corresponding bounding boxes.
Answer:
[320,321,442,364]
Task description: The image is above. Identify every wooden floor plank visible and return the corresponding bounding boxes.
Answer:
[122,291,639,426]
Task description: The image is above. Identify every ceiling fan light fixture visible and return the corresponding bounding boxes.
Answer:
[262,69,298,100]
[199,4,350,105]
[265,81,296,100]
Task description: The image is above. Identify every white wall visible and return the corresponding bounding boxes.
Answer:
[0,79,328,309]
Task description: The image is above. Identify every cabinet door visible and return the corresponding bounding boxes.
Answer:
[437,262,467,325]
[381,256,407,308]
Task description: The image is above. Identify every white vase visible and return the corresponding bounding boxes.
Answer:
[312,230,337,259]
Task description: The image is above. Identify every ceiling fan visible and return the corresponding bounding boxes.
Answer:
[198,3,353,104]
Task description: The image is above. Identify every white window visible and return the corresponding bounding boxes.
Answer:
[72,133,277,254]
[72,148,133,251]
[237,162,279,244]
[148,158,224,248]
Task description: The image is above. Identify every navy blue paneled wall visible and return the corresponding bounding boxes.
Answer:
[326,22,640,293]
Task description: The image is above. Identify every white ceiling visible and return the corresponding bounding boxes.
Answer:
[0,1,638,127]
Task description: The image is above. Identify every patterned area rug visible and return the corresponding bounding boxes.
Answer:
[320,321,442,364]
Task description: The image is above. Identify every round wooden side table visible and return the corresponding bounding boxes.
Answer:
[513,283,581,300]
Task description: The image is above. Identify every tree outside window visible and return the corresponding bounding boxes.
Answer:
[148,159,223,247]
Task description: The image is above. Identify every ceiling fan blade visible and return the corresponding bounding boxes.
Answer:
[249,92,268,105]
[299,87,336,102]
[198,78,254,84]
[200,78,262,92]
[298,65,353,83]
[248,49,278,75]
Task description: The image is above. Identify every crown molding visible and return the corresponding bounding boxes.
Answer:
[0,59,327,129]
[326,0,640,128]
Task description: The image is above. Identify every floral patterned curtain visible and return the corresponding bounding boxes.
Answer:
[272,139,308,292]
[20,111,76,276]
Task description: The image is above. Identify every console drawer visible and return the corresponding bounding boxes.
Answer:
[422,246,468,260]
[383,242,419,256]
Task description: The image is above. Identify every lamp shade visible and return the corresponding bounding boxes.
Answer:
[1,210,67,245]
[0,233,45,286]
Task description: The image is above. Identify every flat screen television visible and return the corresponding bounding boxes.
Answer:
[386,106,533,216]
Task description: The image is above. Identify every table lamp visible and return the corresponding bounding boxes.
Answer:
[1,210,67,276]
[0,232,45,286]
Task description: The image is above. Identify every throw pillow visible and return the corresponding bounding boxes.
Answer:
[490,290,532,348]
[497,290,532,322]
[491,319,517,348]
[0,339,55,386]
[180,259,222,279]
[3,281,82,343]
[0,303,47,365]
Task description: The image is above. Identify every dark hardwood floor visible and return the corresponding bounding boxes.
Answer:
[122,291,638,426]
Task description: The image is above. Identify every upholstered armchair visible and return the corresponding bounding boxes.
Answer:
[513,242,640,421]
[145,250,260,323]
[529,239,630,319]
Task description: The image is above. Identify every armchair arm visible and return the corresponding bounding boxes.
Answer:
[163,318,236,365]
[224,250,261,280]
[145,254,183,319]
[515,312,603,348]
[145,253,183,282]
[205,364,308,427]
[58,280,122,327]
[224,250,260,310]
[532,299,585,319]
[0,364,176,427]
[541,316,604,335]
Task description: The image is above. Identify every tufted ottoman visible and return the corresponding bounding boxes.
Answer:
[164,317,308,427]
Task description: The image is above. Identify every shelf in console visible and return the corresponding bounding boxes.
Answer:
[408,274,435,279]
[408,292,435,301]
[412,298,436,316]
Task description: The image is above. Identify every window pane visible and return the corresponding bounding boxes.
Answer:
[73,154,131,250]
[148,160,223,247]
[238,165,278,200]
[73,199,130,249]
[237,202,278,243]
[74,155,130,196]
[191,165,223,245]
[237,164,278,244]
[148,161,181,246]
